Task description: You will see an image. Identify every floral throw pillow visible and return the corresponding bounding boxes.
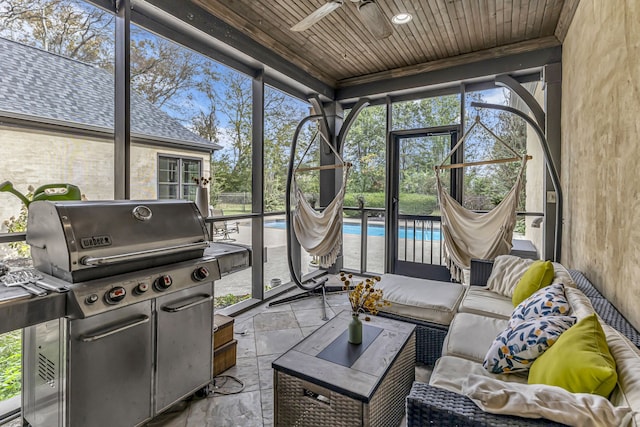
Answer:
[508,283,572,329]
[483,315,577,374]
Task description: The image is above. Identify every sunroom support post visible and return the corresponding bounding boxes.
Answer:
[114,0,131,199]
[316,98,344,274]
[252,71,265,299]
[543,63,562,261]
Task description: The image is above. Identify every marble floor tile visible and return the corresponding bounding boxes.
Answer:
[285,295,327,310]
[253,311,299,332]
[293,306,336,327]
[218,356,260,393]
[257,354,280,391]
[146,400,189,427]
[233,316,254,334]
[260,388,274,426]
[255,328,303,356]
[235,329,257,359]
[210,390,263,427]
[258,301,293,313]
[179,396,216,427]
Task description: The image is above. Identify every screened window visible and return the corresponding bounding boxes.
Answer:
[158,156,201,201]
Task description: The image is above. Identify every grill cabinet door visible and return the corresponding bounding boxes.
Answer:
[155,282,214,413]
[67,301,153,427]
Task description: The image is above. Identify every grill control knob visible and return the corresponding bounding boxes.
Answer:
[105,287,126,305]
[134,282,150,295]
[86,294,99,305]
[154,275,173,292]
[192,266,210,282]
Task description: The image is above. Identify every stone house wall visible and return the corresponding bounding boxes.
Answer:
[562,0,640,328]
[0,125,210,227]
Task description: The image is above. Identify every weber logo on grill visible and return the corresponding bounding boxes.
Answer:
[80,235,112,249]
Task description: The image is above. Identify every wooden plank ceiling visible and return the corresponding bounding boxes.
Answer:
[192,0,579,88]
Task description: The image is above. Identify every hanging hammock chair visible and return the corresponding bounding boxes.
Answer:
[292,130,351,268]
[435,116,531,282]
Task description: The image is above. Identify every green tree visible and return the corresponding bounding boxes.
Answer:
[462,89,528,210]
[0,0,113,68]
[130,29,205,114]
[211,73,253,194]
[343,105,386,196]
[263,87,308,211]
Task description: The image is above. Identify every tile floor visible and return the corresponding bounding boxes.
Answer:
[2,276,429,427]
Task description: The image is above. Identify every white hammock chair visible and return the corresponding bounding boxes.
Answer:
[292,131,351,268]
[435,117,530,282]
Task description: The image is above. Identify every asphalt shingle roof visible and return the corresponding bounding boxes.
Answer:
[0,37,219,150]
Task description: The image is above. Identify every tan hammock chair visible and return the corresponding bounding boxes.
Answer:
[435,116,531,282]
[292,130,351,268]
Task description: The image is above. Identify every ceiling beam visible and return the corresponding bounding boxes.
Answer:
[337,36,560,88]
[335,38,562,102]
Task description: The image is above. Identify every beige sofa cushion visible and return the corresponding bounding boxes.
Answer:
[486,255,577,298]
[458,287,513,319]
[442,313,509,362]
[429,355,527,395]
[565,286,597,320]
[377,274,465,325]
[604,324,640,427]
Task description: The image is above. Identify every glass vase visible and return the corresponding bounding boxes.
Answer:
[348,313,362,345]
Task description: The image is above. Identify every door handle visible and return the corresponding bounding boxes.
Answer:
[80,315,150,342]
[161,294,213,313]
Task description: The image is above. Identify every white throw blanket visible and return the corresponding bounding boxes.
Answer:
[437,158,527,281]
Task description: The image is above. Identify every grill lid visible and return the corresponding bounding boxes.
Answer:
[27,200,209,282]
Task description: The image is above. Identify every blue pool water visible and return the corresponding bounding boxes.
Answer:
[265,220,442,241]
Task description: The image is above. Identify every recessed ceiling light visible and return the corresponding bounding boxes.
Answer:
[392,13,412,25]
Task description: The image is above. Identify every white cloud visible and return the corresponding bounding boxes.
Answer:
[483,88,509,105]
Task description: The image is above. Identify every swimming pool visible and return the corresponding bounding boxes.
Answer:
[265,220,442,241]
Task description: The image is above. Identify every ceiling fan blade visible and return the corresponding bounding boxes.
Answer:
[357,0,393,40]
[291,1,344,32]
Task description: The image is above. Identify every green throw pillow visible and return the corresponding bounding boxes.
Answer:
[512,260,555,306]
[528,313,618,398]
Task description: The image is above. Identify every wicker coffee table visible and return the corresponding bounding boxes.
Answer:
[272,310,416,427]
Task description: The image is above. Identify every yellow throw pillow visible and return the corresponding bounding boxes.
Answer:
[528,313,617,398]
[512,260,555,306]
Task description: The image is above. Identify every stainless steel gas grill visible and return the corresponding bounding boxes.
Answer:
[22,200,226,427]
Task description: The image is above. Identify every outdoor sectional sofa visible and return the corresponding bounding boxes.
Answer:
[378,256,640,426]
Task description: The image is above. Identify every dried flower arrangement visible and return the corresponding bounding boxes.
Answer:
[340,272,390,321]
[193,177,210,187]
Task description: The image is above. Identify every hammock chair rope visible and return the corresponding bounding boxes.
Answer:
[436,115,530,282]
[292,129,350,268]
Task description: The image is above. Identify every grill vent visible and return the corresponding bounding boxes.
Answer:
[37,353,56,388]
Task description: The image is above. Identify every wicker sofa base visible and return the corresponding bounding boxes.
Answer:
[377,311,448,366]
[407,382,567,427]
